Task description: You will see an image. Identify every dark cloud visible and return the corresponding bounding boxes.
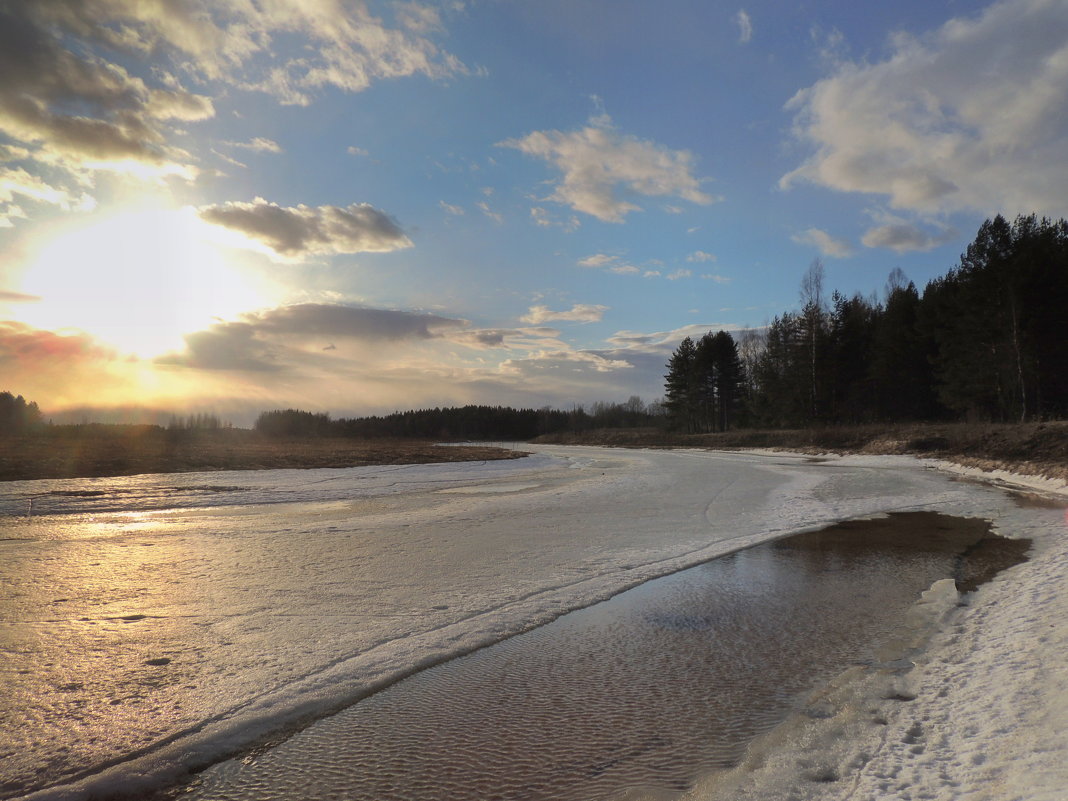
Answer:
[446,327,561,350]
[155,322,280,372]
[862,223,958,253]
[247,304,464,340]
[198,199,413,258]
[157,304,468,371]
[0,3,212,172]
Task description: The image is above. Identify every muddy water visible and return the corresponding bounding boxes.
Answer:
[172,512,1027,801]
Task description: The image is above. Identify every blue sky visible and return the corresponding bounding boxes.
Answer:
[1,0,1065,423]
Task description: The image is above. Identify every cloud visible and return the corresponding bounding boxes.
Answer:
[666,269,693,281]
[0,320,113,367]
[446,326,563,351]
[198,198,413,258]
[227,137,283,153]
[861,222,957,253]
[0,291,41,303]
[501,349,633,376]
[791,227,855,258]
[0,167,96,226]
[687,250,717,263]
[477,201,503,223]
[0,3,212,180]
[0,1,465,215]
[440,200,465,216]
[347,145,370,157]
[530,206,580,230]
[782,0,1068,218]
[158,303,469,371]
[520,304,609,324]
[499,114,715,222]
[735,10,753,44]
[578,253,618,268]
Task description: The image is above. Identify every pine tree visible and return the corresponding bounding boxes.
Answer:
[664,337,700,432]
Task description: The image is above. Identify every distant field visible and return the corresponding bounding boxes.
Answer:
[0,428,523,481]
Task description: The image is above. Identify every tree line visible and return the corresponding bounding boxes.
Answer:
[253,399,667,440]
[0,391,42,435]
[663,214,1068,430]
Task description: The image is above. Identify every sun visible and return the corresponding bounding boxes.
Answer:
[17,205,270,359]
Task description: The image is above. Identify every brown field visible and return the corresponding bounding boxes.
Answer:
[0,427,522,482]
[534,420,1068,484]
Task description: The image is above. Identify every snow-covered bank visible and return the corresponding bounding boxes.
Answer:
[684,460,1068,801]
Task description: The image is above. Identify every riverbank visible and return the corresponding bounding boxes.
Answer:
[0,428,520,481]
[534,420,1068,484]
[684,460,1068,801]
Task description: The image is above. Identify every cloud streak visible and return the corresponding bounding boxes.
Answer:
[520,304,609,324]
[735,10,753,44]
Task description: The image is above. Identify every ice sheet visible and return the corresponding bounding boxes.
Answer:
[0,446,1056,800]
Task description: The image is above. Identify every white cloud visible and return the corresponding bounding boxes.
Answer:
[198,198,413,258]
[791,227,855,258]
[520,304,609,324]
[666,269,693,281]
[476,201,503,223]
[782,0,1068,219]
[687,250,717,263]
[701,274,732,284]
[347,145,370,157]
[440,200,465,216]
[610,265,641,275]
[500,114,715,222]
[530,206,580,230]
[735,10,753,44]
[578,253,618,268]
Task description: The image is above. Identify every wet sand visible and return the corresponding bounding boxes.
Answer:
[165,512,1028,801]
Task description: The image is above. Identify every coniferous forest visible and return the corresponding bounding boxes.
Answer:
[663,215,1068,431]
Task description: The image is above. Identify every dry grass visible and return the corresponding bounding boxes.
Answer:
[534,421,1068,484]
[0,428,522,482]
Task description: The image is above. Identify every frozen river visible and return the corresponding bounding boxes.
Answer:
[0,445,1042,800]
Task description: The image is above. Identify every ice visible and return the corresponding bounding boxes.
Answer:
[1,445,1063,800]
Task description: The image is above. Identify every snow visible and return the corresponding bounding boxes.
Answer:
[2,446,1065,800]
[683,458,1068,801]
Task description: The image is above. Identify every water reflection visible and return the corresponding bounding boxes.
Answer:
[0,512,239,794]
[174,513,1028,801]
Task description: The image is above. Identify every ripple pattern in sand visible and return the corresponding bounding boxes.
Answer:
[177,513,1020,801]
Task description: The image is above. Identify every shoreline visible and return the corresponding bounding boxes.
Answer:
[3,420,1066,485]
[0,432,522,482]
[685,459,1068,801]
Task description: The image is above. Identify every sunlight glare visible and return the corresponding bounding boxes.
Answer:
[18,206,270,358]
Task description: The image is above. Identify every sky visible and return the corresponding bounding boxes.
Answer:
[2,0,1067,425]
